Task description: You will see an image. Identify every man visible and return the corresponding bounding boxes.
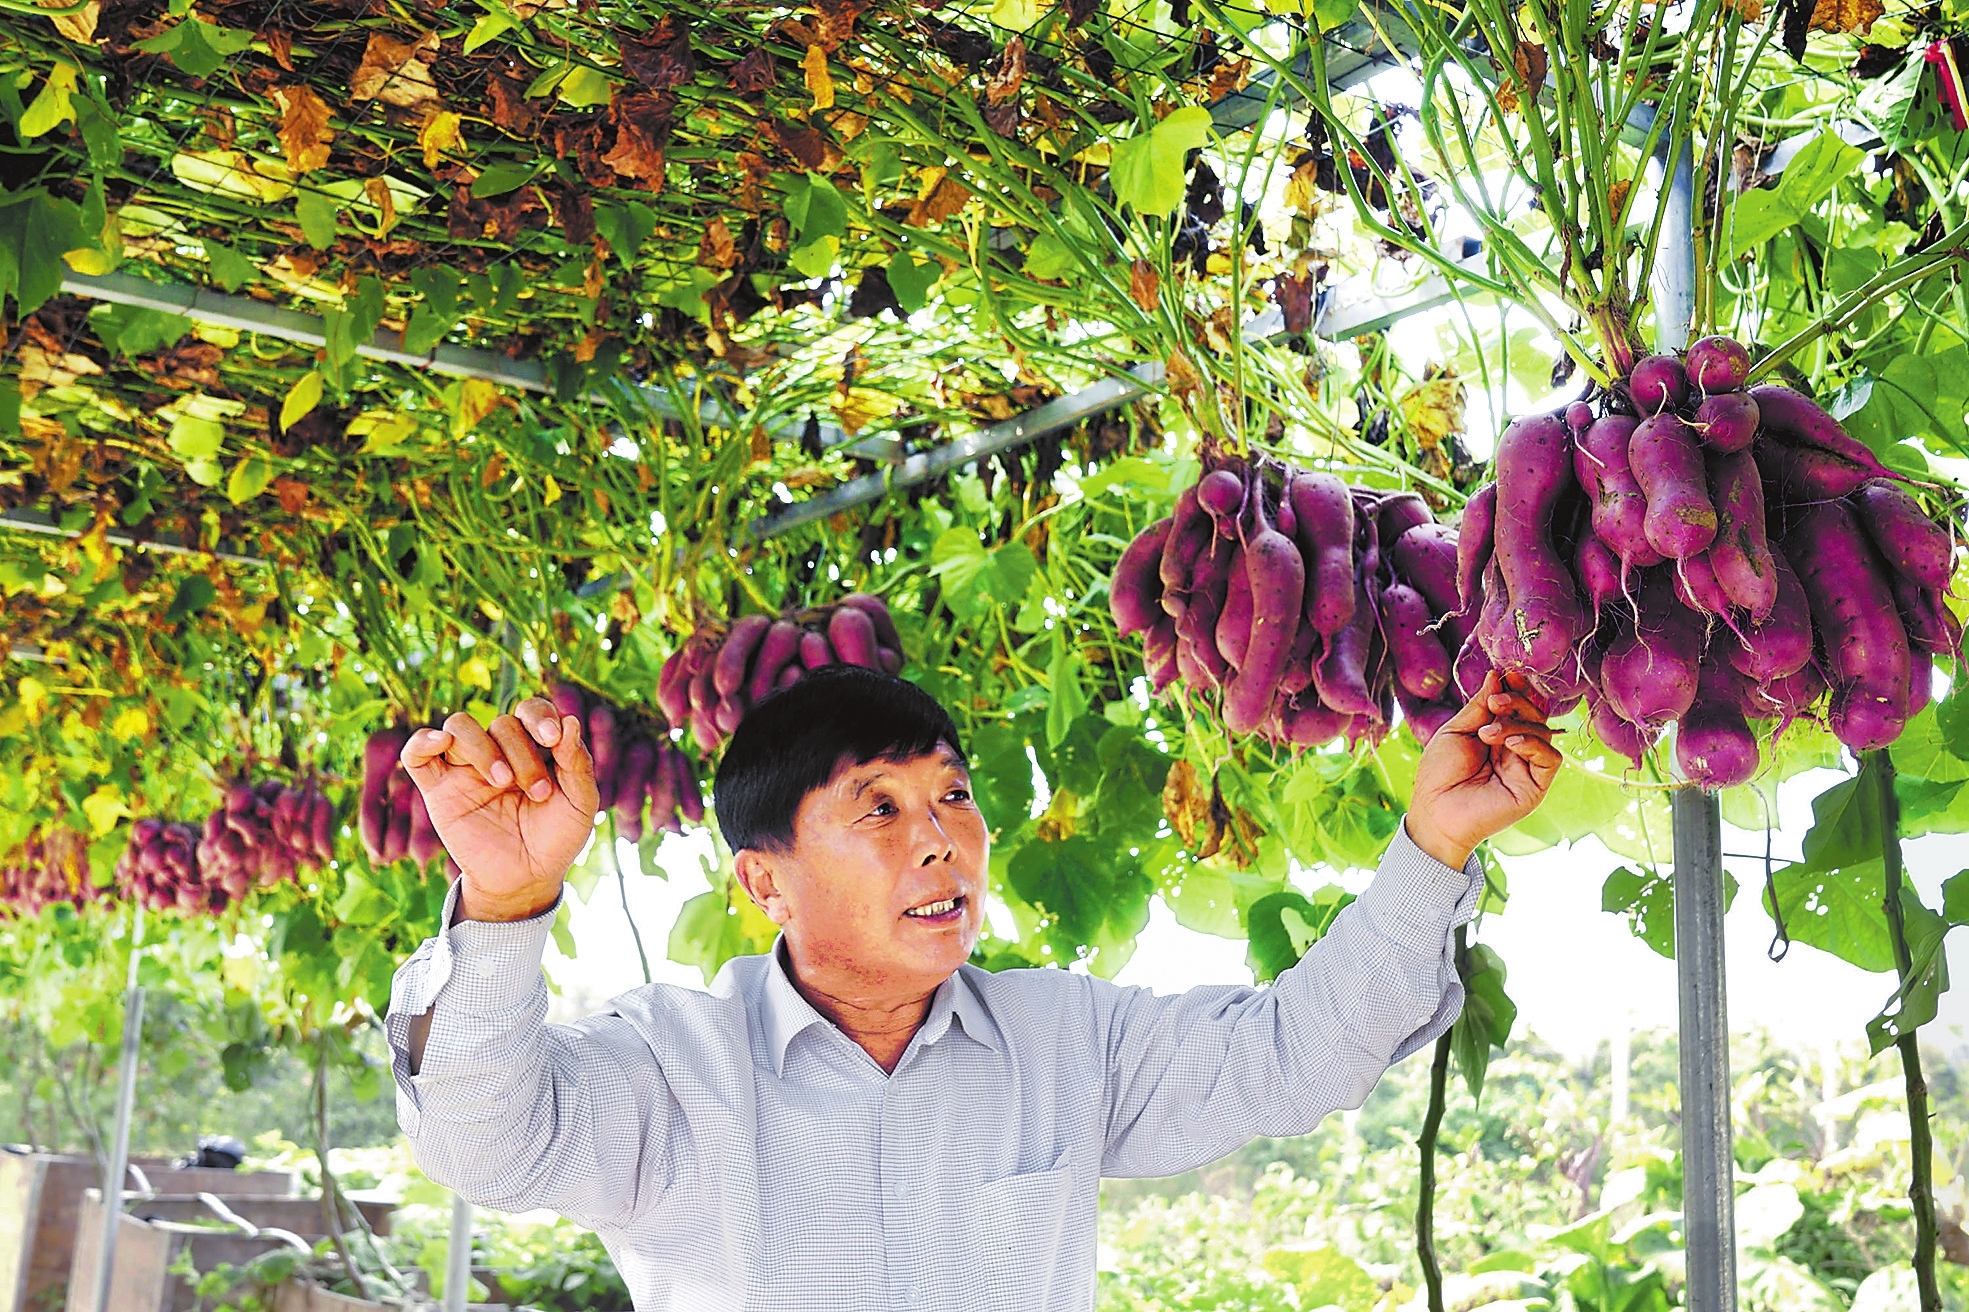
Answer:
[388,663,1559,1311]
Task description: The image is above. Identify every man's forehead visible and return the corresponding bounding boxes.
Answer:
[832,745,969,792]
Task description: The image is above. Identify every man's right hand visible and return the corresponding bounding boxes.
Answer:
[401,697,599,922]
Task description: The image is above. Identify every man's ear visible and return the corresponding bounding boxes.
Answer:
[733,848,791,925]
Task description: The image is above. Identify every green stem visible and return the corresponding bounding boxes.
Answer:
[1870,751,1941,1312]
[1416,926,1460,1312]
[1749,219,1969,382]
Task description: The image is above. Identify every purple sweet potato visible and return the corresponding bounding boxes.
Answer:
[1393,682,1458,744]
[1677,661,1759,789]
[1629,353,1690,415]
[1280,693,1350,747]
[1159,485,1212,609]
[1217,540,1253,669]
[647,746,681,836]
[1672,550,1732,617]
[1727,550,1813,681]
[656,645,695,727]
[840,592,903,653]
[1756,436,1873,502]
[1590,688,1652,769]
[799,630,835,670]
[1692,391,1759,454]
[1575,534,1624,617]
[827,604,880,669]
[1376,491,1432,545]
[1751,383,1902,484]
[1909,650,1935,720]
[1752,662,1827,727]
[383,767,412,865]
[1630,413,1718,559]
[1197,467,1246,530]
[613,737,657,842]
[1686,336,1751,393]
[716,615,770,697]
[1143,615,1179,693]
[1574,415,1663,568]
[550,681,587,723]
[1312,569,1378,717]
[1601,570,1704,728]
[1391,523,1460,616]
[408,785,442,867]
[1278,612,1319,695]
[673,749,704,824]
[1224,509,1309,735]
[1456,482,1497,612]
[1111,519,1173,636]
[1491,410,1587,675]
[1786,501,1910,750]
[1178,533,1236,687]
[1454,628,1492,700]
[1852,480,1954,590]
[748,620,804,706]
[588,701,619,812]
[1378,580,1451,700]
[1892,573,1964,656]
[361,726,411,863]
[1289,470,1357,638]
[1707,448,1777,619]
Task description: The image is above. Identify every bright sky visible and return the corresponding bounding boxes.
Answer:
[543,763,1969,1065]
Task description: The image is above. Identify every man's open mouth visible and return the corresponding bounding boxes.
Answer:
[903,895,965,923]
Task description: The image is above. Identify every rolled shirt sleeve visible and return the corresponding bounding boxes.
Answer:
[384,879,681,1227]
[1097,820,1483,1178]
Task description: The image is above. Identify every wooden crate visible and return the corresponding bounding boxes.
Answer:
[116,1198,393,1241]
[0,1153,292,1312]
[63,1211,295,1312]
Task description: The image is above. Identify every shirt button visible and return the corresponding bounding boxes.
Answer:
[909,1289,926,1308]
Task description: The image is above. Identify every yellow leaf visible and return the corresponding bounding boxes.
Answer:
[458,656,493,691]
[43,0,98,43]
[452,377,503,437]
[270,84,335,174]
[363,176,397,235]
[18,63,78,139]
[281,371,323,432]
[82,784,129,837]
[418,110,464,168]
[346,409,418,454]
[803,44,834,110]
[543,473,562,505]
[16,676,49,723]
[478,599,505,623]
[108,706,150,741]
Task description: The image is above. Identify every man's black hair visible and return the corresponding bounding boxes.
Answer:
[712,664,968,854]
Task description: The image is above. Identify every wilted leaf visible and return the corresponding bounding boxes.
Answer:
[419,110,464,168]
[906,171,971,226]
[1129,257,1159,314]
[1165,347,1202,402]
[985,36,1026,106]
[730,47,778,93]
[349,32,440,107]
[803,43,835,109]
[1809,0,1882,33]
[41,0,97,43]
[1608,178,1633,218]
[697,215,739,269]
[620,17,696,90]
[1398,364,1466,451]
[452,378,503,436]
[1162,759,1212,848]
[605,92,675,183]
[363,177,397,235]
[270,84,334,174]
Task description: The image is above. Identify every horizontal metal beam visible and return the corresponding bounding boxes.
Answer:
[0,507,271,567]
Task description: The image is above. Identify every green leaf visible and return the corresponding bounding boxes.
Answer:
[165,574,216,622]
[550,903,577,958]
[167,413,225,460]
[1311,0,1361,29]
[90,303,192,357]
[183,457,224,487]
[784,171,847,240]
[404,264,464,354]
[1766,857,1896,972]
[787,235,839,279]
[1602,865,1676,959]
[886,251,940,313]
[1261,1246,1378,1311]
[1046,626,1089,751]
[557,66,614,108]
[226,456,275,504]
[472,163,537,198]
[11,194,88,312]
[1729,131,1866,257]
[1089,723,1166,842]
[929,527,988,600]
[1797,774,1881,874]
[1866,886,1951,1054]
[203,239,257,292]
[132,18,255,79]
[280,371,323,432]
[1939,675,1969,762]
[1245,887,1354,981]
[1006,833,1150,946]
[464,9,519,54]
[295,189,339,250]
[1451,942,1516,1101]
[18,64,78,140]
[1109,106,1214,216]
[1023,231,1076,280]
[967,723,1035,839]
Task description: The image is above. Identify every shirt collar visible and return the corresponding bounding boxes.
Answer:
[760,936,1003,1078]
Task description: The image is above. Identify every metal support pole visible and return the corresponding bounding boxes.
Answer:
[1654,123,1737,1311]
[444,1192,473,1312]
[91,911,145,1312]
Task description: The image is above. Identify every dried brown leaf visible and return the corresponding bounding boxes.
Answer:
[803,43,835,110]
[349,32,440,109]
[905,173,971,226]
[1809,0,1880,32]
[698,215,739,269]
[620,17,695,90]
[729,47,778,94]
[985,35,1026,106]
[363,177,397,236]
[1129,257,1159,315]
[270,84,334,174]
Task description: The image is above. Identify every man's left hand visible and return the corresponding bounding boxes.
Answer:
[1406,670,1563,870]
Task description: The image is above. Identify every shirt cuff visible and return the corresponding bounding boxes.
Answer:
[386,877,563,1022]
[1350,820,1483,957]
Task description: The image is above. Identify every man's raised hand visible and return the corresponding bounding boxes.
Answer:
[400,697,600,922]
[1405,670,1563,871]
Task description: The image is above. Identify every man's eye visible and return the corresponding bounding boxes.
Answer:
[946,788,973,803]
[869,801,897,817]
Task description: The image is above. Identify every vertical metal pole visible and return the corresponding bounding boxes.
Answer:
[445,1191,473,1312]
[1656,126,1738,1312]
[92,908,145,1312]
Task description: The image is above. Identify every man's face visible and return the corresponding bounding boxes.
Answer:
[746,744,989,996]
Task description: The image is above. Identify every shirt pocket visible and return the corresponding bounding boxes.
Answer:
[973,1156,1074,1309]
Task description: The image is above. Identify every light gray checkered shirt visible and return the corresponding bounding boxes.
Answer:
[386,822,1481,1312]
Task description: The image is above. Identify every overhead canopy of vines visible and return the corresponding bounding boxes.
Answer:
[6,0,1969,1145]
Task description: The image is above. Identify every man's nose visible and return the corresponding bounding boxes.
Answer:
[915,807,955,865]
